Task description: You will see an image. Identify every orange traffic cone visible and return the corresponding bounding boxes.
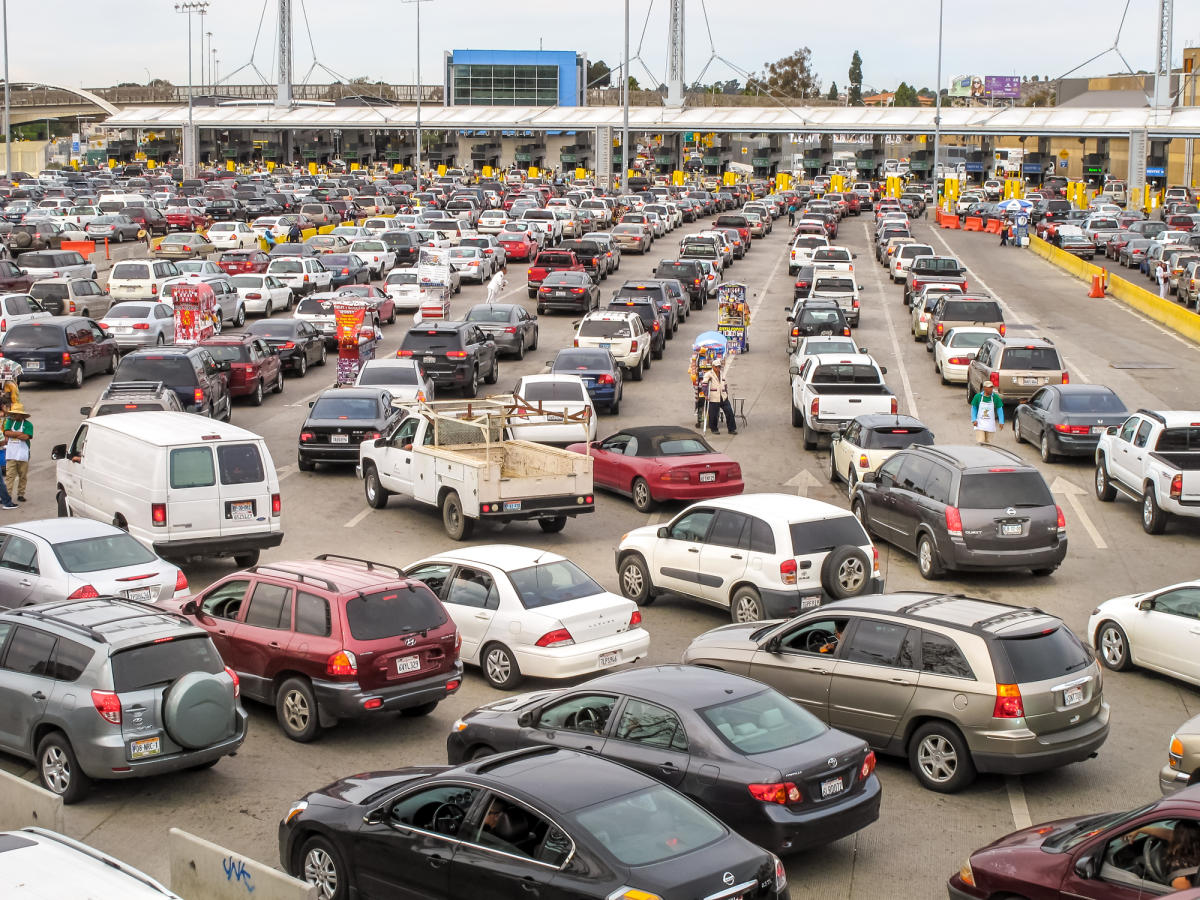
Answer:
[1089,273,1105,298]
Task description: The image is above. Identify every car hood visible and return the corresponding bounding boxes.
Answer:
[308,768,450,808]
[972,813,1099,858]
[687,620,783,653]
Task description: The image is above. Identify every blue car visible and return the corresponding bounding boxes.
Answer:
[550,346,623,415]
[2,318,119,388]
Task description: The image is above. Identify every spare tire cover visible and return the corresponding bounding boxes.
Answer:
[12,231,30,248]
[162,671,236,750]
[820,545,873,599]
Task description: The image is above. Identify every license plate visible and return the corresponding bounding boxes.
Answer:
[818,329,832,335]
[699,472,717,483]
[322,323,335,332]
[1022,377,1041,386]
[821,776,844,798]
[130,737,161,759]
[1001,523,1022,536]
[423,355,436,365]
[23,360,42,370]
[231,501,255,520]
[504,500,522,511]
[124,586,154,602]
[599,651,620,667]
[330,434,349,444]
[801,596,821,610]
[111,326,131,334]
[396,655,421,674]
[1064,685,1084,706]
[600,343,612,349]
[1092,426,1105,435]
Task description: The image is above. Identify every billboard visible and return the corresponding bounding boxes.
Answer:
[947,75,984,98]
[948,75,1021,99]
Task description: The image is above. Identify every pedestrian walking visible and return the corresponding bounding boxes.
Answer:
[287,221,303,243]
[486,268,507,304]
[1157,264,1168,298]
[787,203,796,226]
[4,404,32,502]
[969,381,1004,444]
[999,222,1009,247]
[701,359,738,435]
[0,397,15,511]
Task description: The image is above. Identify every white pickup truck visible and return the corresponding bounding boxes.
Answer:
[789,353,897,450]
[1094,409,1200,534]
[809,271,863,327]
[357,398,595,539]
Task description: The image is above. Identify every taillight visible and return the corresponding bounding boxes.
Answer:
[659,470,691,482]
[859,453,870,469]
[68,584,100,599]
[989,372,1000,387]
[860,751,877,780]
[132,323,150,330]
[224,665,240,698]
[998,323,1006,336]
[748,782,802,805]
[91,690,122,725]
[1053,423,1090,435]
[445,350,468,358]
[993,683,1025,719]
[271,493,282,516]
[175,569,189,593]
[629,610,642,628]
[194,387,204,404]
[944,506,963,537]
[62,352,72,365]
[282,341,296,349]
[597,373,614,384]
[810,398,819,418]
[151,284,158,295]
[246,292,262,300]
[935,322,944,336]
[326,650,358,676]
[630,340,638,351]
[503,326,517,333]
[890,396,898,414]
[535,628,574,648]
[780,558,798,585]
[396,349,413,357]
[1170,474,1183,500]
[300,430,316,442]
[1061,371,1069,384]
[151,503,167,527]
[947,356,971,365]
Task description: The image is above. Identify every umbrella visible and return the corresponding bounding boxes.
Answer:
[692,331,728,352]
[997,199,1033,211]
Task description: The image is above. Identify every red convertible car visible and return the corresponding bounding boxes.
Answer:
[567,425,743,512]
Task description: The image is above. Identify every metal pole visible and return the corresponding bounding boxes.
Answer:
[932,0,943,208]
[187,9,194,176]
[621,0,630,191]
[415,0,422,192]
[205,31,212,91]
[3,0,9,179]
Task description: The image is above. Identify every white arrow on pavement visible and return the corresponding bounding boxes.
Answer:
[784,470,820,497]
[1051,476,1107,550]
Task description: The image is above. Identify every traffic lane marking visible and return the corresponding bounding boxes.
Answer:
[1007,776,1033,829]
[344,507,371,528]
[862,222,919,419]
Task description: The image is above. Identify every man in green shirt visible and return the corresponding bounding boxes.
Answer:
[4,407,32,502]
[969,382,1005,444]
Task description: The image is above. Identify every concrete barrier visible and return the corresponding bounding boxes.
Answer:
[0,768,64,834]
[168,828,317,900]
[962,216,983,232]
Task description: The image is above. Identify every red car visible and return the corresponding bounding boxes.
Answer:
[218,249,272,276]
[166,204,211,232]
[332,284,397,326]
[0,258,32,291]
[497,231,536,261]
[199,334,284,406]
[567,425,743,513]
[171,554,463,741]
[948,784,1200,900]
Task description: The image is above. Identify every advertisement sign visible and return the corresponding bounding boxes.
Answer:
[172,282,216,346]
[333,300,371,385]
[948,75,983,98]
[416,246,452,319]
[984,76,1021,99]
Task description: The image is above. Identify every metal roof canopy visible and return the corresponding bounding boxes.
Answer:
[101,103,1200,139]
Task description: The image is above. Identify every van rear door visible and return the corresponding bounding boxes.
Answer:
[214,441,277,540]
[166,445,223,543]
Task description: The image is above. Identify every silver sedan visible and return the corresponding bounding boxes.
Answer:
[99,301,175,350]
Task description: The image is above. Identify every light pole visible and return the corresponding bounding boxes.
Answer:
[932,0,944,207]
[2,0,10,179]
[621,0,629,191]
[402,0,432,193]
[205,31,213,91]
[175,1,209,179]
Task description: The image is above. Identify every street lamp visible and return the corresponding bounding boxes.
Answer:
[401,0,433,193]
[175,1,209,179]
[3,0,10,179]
[932,0,944,207]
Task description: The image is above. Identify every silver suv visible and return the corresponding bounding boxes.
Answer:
[0,597,247,802]
[683,592,1109,792]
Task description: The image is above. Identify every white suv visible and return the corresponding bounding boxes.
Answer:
[107,258,181,301]
[616,493,883,623]
[573,310,650,380]
[1,828,181,898]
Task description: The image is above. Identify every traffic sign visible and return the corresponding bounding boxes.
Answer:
[1058,149,1070,159]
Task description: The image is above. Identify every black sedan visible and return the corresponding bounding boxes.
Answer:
[246,317,327,376]
[323,254,370,289]
[1013,383,1130,461]
[280,746,790,900]
[447,666,880,855]
[535,270,599,315]
[298,387,400,470]
[549,347,623,414]
[464,303,538,359]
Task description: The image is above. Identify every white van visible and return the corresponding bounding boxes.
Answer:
[108,258,182,300]
[51,412,283,566]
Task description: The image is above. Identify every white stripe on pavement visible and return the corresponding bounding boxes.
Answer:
[344,508,372,528]
[1007,776,1033,830]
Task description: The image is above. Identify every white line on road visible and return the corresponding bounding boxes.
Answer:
[276,464,297,482]
[1051,476,1107,550]
[863,223,919,418]
[1006,776,1033,830]
[288,386,331,408]
[344,508,372,528]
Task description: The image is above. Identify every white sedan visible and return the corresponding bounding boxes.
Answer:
[403,545,650,689]
[1089,580,1200,687]
[229,274,293,316]
[354,358,434,402]
[206,221,260,250]
[510,374,597,445]
[933,326,999,384]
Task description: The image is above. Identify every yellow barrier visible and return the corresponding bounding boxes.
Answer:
[301,228,318,241]
[1028,235,1105,281]
[318,224,336,235]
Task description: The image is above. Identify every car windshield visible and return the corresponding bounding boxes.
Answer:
[994,626,1092,683]
[701,688,825,753]
[111,263,150,279]
[958,472,1053,508]
[401,330,460,351]
[863,426,934,450]
[114,355,193,383]
[507,560,603,609]
[1043,804,1159,852]
[578,319,631,339]
[790,516,869,555]
[358,365,417,386]
[386,272,418,285]
[296,298,335,316]
[249,322,298,339]
[271,260,304,274]
[575,786,724,866]
[344,586,447,640]
[111,636,224,692]
[799,310,843,326]
[916,258,961,273]
[999,348,1061,370]
[2,324,62,350]
[310,396,379,419]
[52,532,158,573]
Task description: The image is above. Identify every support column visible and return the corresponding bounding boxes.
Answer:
[275,0,292,109]
[665,0,685,109]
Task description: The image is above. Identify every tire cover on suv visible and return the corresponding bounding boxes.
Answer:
[821,545,873,599]
[12,231,30,248]
[162,671,235,750]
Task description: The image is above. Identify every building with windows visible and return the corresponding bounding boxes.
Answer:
[444,50,586,107]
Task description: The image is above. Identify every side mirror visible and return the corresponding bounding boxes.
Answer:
[880,366,888,374]
[861,470,877,484]
[656,526,669,539]
[788,365,800,375]
[79,406,91,416]
[1138,598,1155,611]
[1074,853,1099,880]
[308,400,315,408]
[516,707,540,728]
[763,635,782,654]
[858,346,868,354]
[857,284,864,291]
[51,443,67,460]
[181,599,199,616]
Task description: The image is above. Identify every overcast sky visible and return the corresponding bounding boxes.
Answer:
[15,1,1200,94]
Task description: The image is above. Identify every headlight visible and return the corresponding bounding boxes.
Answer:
[452,719,468,732]
[284,800,308,824]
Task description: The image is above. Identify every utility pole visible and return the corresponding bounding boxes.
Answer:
[621,0,630,190]
[402,0,432,192]
[275,0,292,109]
[665,0,684,108]
[2,0,9,179]
[932,0,944,207]
[205,31,213,91]
[175,1,209,179]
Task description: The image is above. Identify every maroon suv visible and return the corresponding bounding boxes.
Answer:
[172,555,462,742]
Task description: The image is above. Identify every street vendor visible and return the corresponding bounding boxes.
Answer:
[700,359,738,436]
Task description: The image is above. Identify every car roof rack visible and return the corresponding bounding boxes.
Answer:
[974,606,1047,632]
[248,564,339,593]
[314,554,404,580]
[1136,408,1166,425]
[100,380,168,397]
[898,593,966,615]
[7,597,180,643]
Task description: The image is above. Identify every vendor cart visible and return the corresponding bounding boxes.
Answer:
[716,282,750,353]
[171,281,217,346]
[689,331,728,428]
[416,246,452,321]
[332,299,377,385]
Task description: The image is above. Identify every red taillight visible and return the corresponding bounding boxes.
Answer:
[62,352,72,365]
[748,782,802,805]
[68,584,100,600]
[989,372,1000,387]
[132,323,150,330]
[194,387,204,404]
[224,665,240,698]
[246,292,262,300]
[182,245,191,252]
[503,326,517,333]
[151,284,158,294]
[569,287,586,294]
[890,396,898,414]
[935,322,944,336]
[91,690,122,725]
[97,322,108,329]
[363,697,383,710]
[326,650,358,676]
[281,341,296,350]
[271,493,281,516]
[396,349,414,357]
[860,751,877,780]
[1170,474,1183,500]
[998,323,1006,336]
[993,683,1025,719]
[1053,423,1090,435]
[859,453,870,469]
[341,268,349,275]
[445,350,468,358]
[174,569,189,593]
[780,558,798,586]
[150,502,167,526]
[947,356,971,365]
[810,398,819,418]
[630,340,638,351]
[659,470,691,482]
[629,610,642,627]
[597,373,614,384]
[535,628,574,648]
[652,321,660,331]
[945,506,963,537]
[1061,371,1069,384]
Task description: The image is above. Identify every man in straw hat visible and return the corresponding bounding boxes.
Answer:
[700,358,738,436]
[4,402,33,502]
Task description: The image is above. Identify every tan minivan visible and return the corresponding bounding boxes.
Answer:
[925,294,1005,351]
[965,336,1068,404]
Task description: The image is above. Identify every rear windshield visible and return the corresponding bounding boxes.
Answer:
[28,282,68,301]
[272,260,304,274]
[53,532,157,573]
[999,348,1061,370]
[799,309,843,326]
[554,350,610,370]
[790,516,869,554]
[217,444,265,486]
[248,321,298,339]
[579,319,631,339]
[3,324,63,349]
[992,627,1091,684]
[575,786,724,867]
[811,364,880,384]
[345,586,447,640]
[942,301,1001,321]
[1156,427,1200,452]
[401,330,461,351]
[793,237,826,249]
[358,365,417,386]
[507,560,603,609]
[110,263,150,280]
[947,331,993,349]
[813,279,854,293]
[915,258,962,273]
[115,355,194,383]
[1059,391,1127,414]
[19,254,59,269]
[523,381,585,402]
[204,344,250,363]
[465,307,514,324]
[311,396,380,419]
[863,426,934,450]
[296,298,335,316]
[111,636,224,692]
[957,472,1053,508]
[701,688,825,754]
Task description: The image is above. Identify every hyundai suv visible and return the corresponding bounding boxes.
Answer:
[0,597,246,802]
[965,336,1067,405]
[173,555,462,742]
[111,346,233,420]
[683,591,1109,792]
[397,321,500,397]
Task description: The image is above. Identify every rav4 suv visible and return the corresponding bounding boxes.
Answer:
[172,555,462,742]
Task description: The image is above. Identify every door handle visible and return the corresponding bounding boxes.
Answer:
[19,579,33,587]
[583,745,596,752]
[810,668,828,675]
[659,762,679,772]
[688,547,699,553]
[218,629,228,635]
[729,554,743,560]
[269,641,280,648]
[428,854,449,870]
[521,882,539,894]
[890,677,910,684]
[31,691,46,701]
[475,613,491,621]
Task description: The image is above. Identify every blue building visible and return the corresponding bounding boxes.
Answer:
[444,50,587,107]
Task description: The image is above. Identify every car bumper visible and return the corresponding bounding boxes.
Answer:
[969,702,1109,775]
[742,775,881,854]
[650,479,745,503]
[514,629,650,680]
[77,708,249,780]
[1161,763,1193,795]
[311,663,463,721]
[298,443,361,463]
[945,539,1068,572]
[152,530,284,559]
[17,367,77,384]
[1046,431,1103,456]
[538,297,592,312]
[940,360,970,383]
[427,365,477,387]
[584,385,618,405]
[946,874,983,900]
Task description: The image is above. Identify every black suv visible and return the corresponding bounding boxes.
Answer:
[612,281,677,339]
[787,298,852,344]
[605,294,666,359]
[82,380,186,417]
[653,259,706,308]
[852,444,1067,579]
[111,346,234,420]
[380,229,420,267]
[398,322,499,397]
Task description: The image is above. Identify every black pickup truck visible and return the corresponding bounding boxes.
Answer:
[559,239,607,282]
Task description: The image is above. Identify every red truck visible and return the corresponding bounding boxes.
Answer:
[525,250,584,299]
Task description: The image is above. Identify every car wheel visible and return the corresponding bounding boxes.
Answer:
[484,356,498,384]
[791,399,803,428]
[69,364,84,389]
[250,380,264,406]
[802,421,817,451]
[1039,431,1055,463]
[917,534,945,580]
[846,467,858,499]
[276,677,321,742]
[105,352,117,375]
[37,732,91,804]
[296,353,309,377]
[1142,488,1168,535]
[469,744,497,760]
[482,642,522,689]
[909,722,976,793]
[263,301,272,318]
[1012,415,1024,444]
[273,368,284,393]
[1097,621,1132,671]
[1094,459,1116,501]
[632,358,644,381]
[529,328,538,351]
[466,367,479,397]
[56,488,69,517]
[822,545,872,598]
[318,344,328,365]
[631,476,655,512]
[618,553,654,605]
[828,449,840,483]
[299,835,348,900]
[538,516,567,534]
[730,586,765,623]
[233,549,260,567]
[441,490,475,540]
[297,451,315,472]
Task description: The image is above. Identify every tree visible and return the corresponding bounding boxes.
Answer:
[627,75,640,92]
[847,50,863,105]
[587,59,611,88]
[827,82,839,101]
[752,47,820,98]
[893,82,920,106]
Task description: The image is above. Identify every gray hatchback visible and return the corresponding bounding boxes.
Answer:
[0,598,247,802]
